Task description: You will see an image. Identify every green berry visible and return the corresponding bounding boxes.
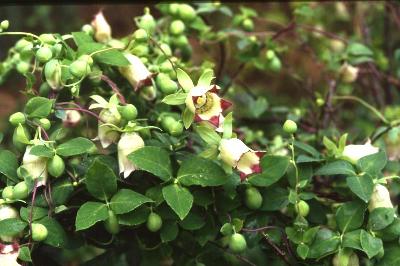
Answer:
[69,60,90,78]
[169,20,185,35]
[244,187,263,210]
[170,121,184,137]
[15,39,31,52]
[161,116,177,129]
[146,212,162,232]
[169,3,180,16]
[160,60,173,73]
[2,186,14,200]
[133,29,148,42]
[104,210,120,234]
[12,181,29,200]
[178,4,196,22]
[38,118,51,130]
[265,50,276,60]
[9,112,26,126]
[51,43,63,57]
[39,33,57,45]
[229,233,247,253]
[139,8,156,34]
[48,155,65,178]
[157,43,172,56]
[81,24,94,35]
[156,74,178,95]
[78,55,94,66]
[36,46,53,63]
[118,104,138,121]
[269,56,282,72]
[16,61,30,74]
[1,20,9,30]
[296,200,310,217]
[242,18,254,31]
[131,45,149,57]
[171,35,189,48]
[283,119,297,134]
[31,223,48,241]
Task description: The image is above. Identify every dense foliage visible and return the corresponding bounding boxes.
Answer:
[0,2,400,266]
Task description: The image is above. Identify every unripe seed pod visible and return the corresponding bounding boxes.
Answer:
[156,74,178,95]
[131,45,149,57]
[177,4,196,22]
[229,233,247,253]
[44,59,62,90]
[16,61,30,74]
[104,210,120,234]
[171,35,189,48]
[36,46,53,63]
[69,60,91,78]
[39,82,51,97]
[133,29,148,42]
[2,186,14,200]
[31,223,48,241]
[156,43,172,56]
[9,112,26,126]
[169,121,184,137]
[15,39,31,52]
[242,18,254,31]
[39,33,57,45]
[296,200,310,217]
[12,181,29,200]
[265,50,276,60]
[283,119,297,134]
[48,154,65,178]
[269,56,282,72]
[244,187,263,210]
[139,8,156,34]
[146,212,162,232]
[38,118,51,131]
[78,55,94,66]
[1,20,9,30]
[118,104,138,121]
[169,3,180,16]
[169,20,185,35]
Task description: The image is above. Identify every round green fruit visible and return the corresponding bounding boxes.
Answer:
[13,181,29,200]
[283,119,297,134]
[48,155,65,178]
[81,24,94,35]
[169,121,184,137]
[15,39,31,52]
[31,223,48,242]
[69,60,90,78]
[9,112,26,126]
[169,20,185,35]
[2,186,14,200]
[36,46,53,63]
[1,20,9,30]
[178,4,196,22]
[296,200,310,217]
[16,61,30,74]
[269,56,282,72]
[118,104,138,121]
[245,187,263,210]
[131,45,149,57]
[147,212,163,232]
[229,233,247,253]
[242,18,254,31]
[133,29,148,42]
[104,210,120,234]
[156,74,178,95]
[39,33,57,45]
[38,118,51,131]
[78,55,94,66]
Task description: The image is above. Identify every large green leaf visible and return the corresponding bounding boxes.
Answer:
[24,97,54,118]
[72,31,94,46]
[0,149,19,182]
[335,200,366,233]
[260,186,289,211]
[38,216,67,248]
[110,189,153,214]
[160,221,179,243]
[77,42,129,66]
[75,201,109,231]
[178,156,228,187]
[162,184,193,220]
[162,92,188,105]
[194,125,221,146]
[56,137,95,157]
[128,146,172,181]
[30,145,54,158]
[357,151,386,175]
[315,160,355,176]
[0,218,27,236]
[85,159,117,201]
[346,175,374,203]
[248,155,290,187]
[368,207,395,231]
[360,229,383,259]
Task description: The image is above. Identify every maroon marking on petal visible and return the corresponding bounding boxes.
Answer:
[220,99,232,110]
[209,85,219,94]
[0,242,19,254]
[208,115,220,127]
[192,95,200,103]
[194,114,203,122]
[239,172,247,181]
[255,151,266,158]
[251,164,262,174]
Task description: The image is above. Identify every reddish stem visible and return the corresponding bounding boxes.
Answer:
[101,75,127,105]
[55,106,105,123]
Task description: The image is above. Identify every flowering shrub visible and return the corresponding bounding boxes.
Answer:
[0,2,400,266]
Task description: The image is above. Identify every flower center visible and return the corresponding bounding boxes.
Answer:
[195,92,214,114]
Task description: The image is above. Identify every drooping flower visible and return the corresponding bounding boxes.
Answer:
[342,141,379,164]
[119,54,153,90]
[219,138,265,180]
[368,184,393,212]
[91,11,112,43]
[63,110,82,127]
[0,243,20,266]
[118,132,145,178]
[22,146,48,187]
[185,85,232,128]
[339,63,359,83]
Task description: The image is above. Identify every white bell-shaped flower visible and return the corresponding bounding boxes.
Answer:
[98,108,121,148]
[118,132,145,178]
[0,243,20,266]
[340,63,359,83]
[22,146,48,187]
[119,54,152,90]
[368,184,393,212]
[91,12,111,43]
[342,142,379,164]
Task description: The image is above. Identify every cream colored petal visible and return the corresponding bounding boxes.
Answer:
[368,184,393,211]
[236,152,261,176]
[91,12,112,43]
[219,138,250,167]
[118,132,145,178]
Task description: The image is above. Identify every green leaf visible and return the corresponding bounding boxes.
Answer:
[85,159,117,201]
[222,112,233,139]
[128,146,172,181]
[160,221,179,242]
[176,68,194,92]
[220,223,234,236]
[248,155,290,187]
[35,178,74,207]
[75,201,109,231]
[20,206,48,222]
[336,200,367,233]
[308,229,340,259]
[38,216,67,248]
[119,206,150,226]
[194,125,221,145]
[110,189,153,214]
[24,97,54,118]
[360,229,383,259]
[179,212,205,230]
[56,137,95,157]
[162,92,188,105]
[178,156,228,187]
[342,230,362,250]
[294,141,320,158]
[0,149,19,182]
[18,246,32,262]
[95,49,130,67]
[182,107,195,129]
[297,243,309,260]
[347,42,373,57]
[162,184,193,220]
[368,207,395,231]
[357,151,387,175]
[315,160,355,176]
[346,175,374,203]
[260,186,289,211]
[380,244,400,265]
[72,31,94,46]
[30,145,54,158]
[323,136,338,154]
[197,69,214,87]
[0,218,27,236]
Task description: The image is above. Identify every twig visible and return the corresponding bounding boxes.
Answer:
[100,75,126,105]
[55,105,105,123]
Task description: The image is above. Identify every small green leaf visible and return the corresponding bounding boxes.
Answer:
[160,221,179,242]
[357,151,387,175]
[30,145,54,158]
[315,160,355,176]
[20,206,48,222]
[182,107,195,129]
[178,156,228,187]
[72,31,94,46]
[18,246,32,262]
[346,175,374,203]
[197,69,214,87]
[162,92,188,105]
[222,112,233,139]
[176,68,194,92]
[360,229,383,259]
[179,212,205,230]
[336,200,366,233]
[38,216,67,248]
[75,202,109,231]
[56,137,95,157]
[0,218,27,236]
[119,206,150,226]
[248,155,290,187]
[260,186,289,211]
[110,189,153,214]
[342,230,362,250]
[368,207,395,231]
[85,159,117,201]
[24,97,54,118]
[195,125,221,145]
[128,146,172,181]
[294,141,320,158]
[162,184,193,220]
[297,243,309,260]
[347,42,373,57]
[0,149,19,182]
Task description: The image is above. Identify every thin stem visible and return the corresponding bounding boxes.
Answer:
[89,47,119,57]
[55,106,105,123]
[289,135,300,204]
[100,74,126,104]
[0,31,42,43]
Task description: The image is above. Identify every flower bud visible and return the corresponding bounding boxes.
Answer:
[44,59,62,90]
[91,11,112,43]
[63,110,82,127]
[48,154,65,178]
[368,184,393,212]
[340,63,359,83]
[140,86,157,101]
[119,53,152,90]
[81,24,94,36]
[22,146,48,187]
[342,142,379,164]
[0,20,9,31]
[118,132,144,178]
[139,8,156,34]
[283,119,297,134]
[98,109,121,148]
